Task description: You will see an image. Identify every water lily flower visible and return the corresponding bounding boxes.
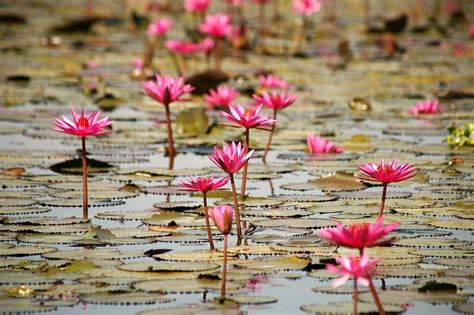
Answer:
[165,40,201,56]
[307,134,344,154]
[209,141,254,175]
[326,253,382,315]
[179,176,228,250]
[146,18,173,37]
[210,204,234,301]
[292,0,321,16]
[253,91,297,163]
[258,74,289,90]
[356,157,416,219]
[319,217,400,250]
[221,104,276,130]
[200,37,215,58]
[144,75,194,169]
[209,142,254,241]
[132,57,143,69]
[184,0,210,14]
[221,105,275,196]
[210,204,234,235]
[200,14,232,38]
[409,99,443,115]
[470,24,474,38]
[53,108,112,219]
[204,86,239,108]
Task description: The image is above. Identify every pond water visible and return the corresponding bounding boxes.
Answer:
[0,0,473,314]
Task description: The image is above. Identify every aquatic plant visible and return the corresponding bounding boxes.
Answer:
[204,86,239,109]
[307,134,344,154]
[409,99,442,115]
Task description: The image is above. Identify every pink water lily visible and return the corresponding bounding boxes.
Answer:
[356,157,416,184]
[357,157,416,219]
[53,108,112,219]
[179,176,228,250]
[258,74,289,90]
[204,86,239,108]
[165,40,201,56]
[292,0,321,16]
[307,134,344,154]
[132,57,143,69]
[200,14,232,38]
[185,0,210,13]
[210,205,234,235]
[209,142,254,175]
[143,75,194,105]
[146,18,173,37]
[326,253,379,288]
[53,108,112,138]
[409,99,443,115]
[200,37,215,56]
[221,104,276,129]
[144,75,194,169]
[253,91,297,110]
[319,217,400,250]
[179,176,228,193]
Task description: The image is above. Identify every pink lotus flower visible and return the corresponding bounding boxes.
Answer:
[210,205,234,235]
[132,57,143,69]
[409,99,443,115]
[253,91,297,110]
[319,217,400,250]
[146,18,173,37]
[292,0,321,16]
[165,40,201,56]
[184,0,210,13]
[307,134,344,154]
[200,37,215,56]
[53,108,112,138]
[326,253,380,287]
[221,104,276,129]
[356,157,416,184]
[143,75,194,105]
[209,142,254,175]
[204,86,239,107]
[258,74,289,90]
[179,176,228,193]
[200,14,232,38]
[470,25,474,38]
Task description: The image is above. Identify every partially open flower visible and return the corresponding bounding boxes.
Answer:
[200,14,232,38]
[204,86,239,108]
[258,74,289,90]
[209,142,254,175]
[409,99,442,115]
[146,18,173,37]
[253,91,297,110]
[165,40,201,56]
[143,75,194,105]
[292,0,321,16]
[210,205,234,235]
[307,134,343,154]
[326,253,380,287]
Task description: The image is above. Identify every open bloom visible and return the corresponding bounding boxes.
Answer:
[146,18,173,37]
[179,176,228,193]
[53,108,112,137]
[204,86,239,107]
[199,37,215,56]
[319,217,400,249]
[258,74,289,90]
[143,75,194,105]
[356,157,416,184]
[409,99,443,115]
[292,0,321,16]
[210,205,234,235]
[165,40,201,56]
[326,253,380,287]
[307,134,344,154]
[221,104,276,129]
[209,142,254,174]
[185,0,210,13]
[253,91,297,110]
[200,14,232,38]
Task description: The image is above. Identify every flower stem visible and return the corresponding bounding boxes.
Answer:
[81,137,88,219]
[353,278,358,315]
[164,103,175,170]
[240,128,250,197]
[229,174,242,245]
[368,277,385,315]
[203,192,215,251]
[262,109,277,164]
[220,233,228,300]
[143,38,155,69]
[378,183,388,219]
[259,3,266,50]
[214,37,223,70]
[159,37,182,76]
